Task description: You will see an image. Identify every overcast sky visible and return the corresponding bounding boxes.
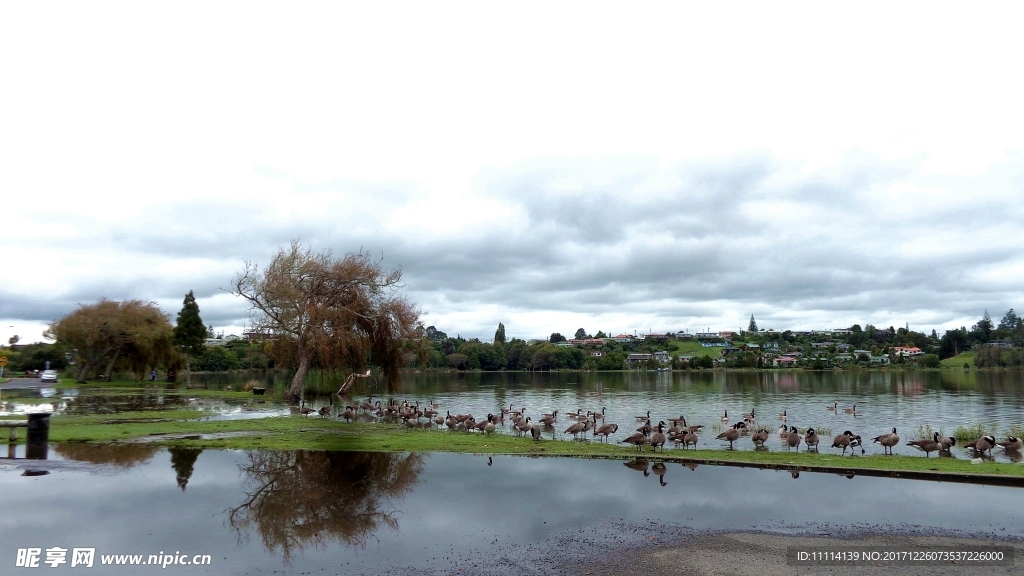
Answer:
[3,2,1023,344]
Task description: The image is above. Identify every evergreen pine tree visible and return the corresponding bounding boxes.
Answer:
[494,322,506,345]
[173,291,206,385]
[748,315,758,333]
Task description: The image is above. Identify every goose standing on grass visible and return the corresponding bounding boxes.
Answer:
[832,430,854,455]
[786,426,802,451]
[622,426,651,451]
[848,433,865,454]
[564,420,587,439]
[998,437,1023,452]
[342,405,356,422]
[804,428,820,451]
[594,422,619,443]
[650,422,667,453]
[907,432,942,457]
[530,423,542,440]
[681,429,699,450]
[873,427,900,455]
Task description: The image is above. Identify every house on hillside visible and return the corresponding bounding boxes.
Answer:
[653,351,671,365]
[626,353,653,364]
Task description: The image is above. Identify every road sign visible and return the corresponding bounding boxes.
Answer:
[0,356,7,366]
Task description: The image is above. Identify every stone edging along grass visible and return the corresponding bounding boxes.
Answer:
[44,414,1024,485]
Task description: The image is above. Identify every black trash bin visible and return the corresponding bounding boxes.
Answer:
[26,412,51,460]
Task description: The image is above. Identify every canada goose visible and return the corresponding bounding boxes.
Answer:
[844,404,857,415]
[778,423,789,438]
[906,432,942,457]
[564,420,587,439]
[742,408,756,421]
[299,399,316,416]
[360,396,375,412]
[849,434,865,454]
[804,428,820,450]
[539,413,558,426]
[484,420,496,435]
[636,410,652,422]
[716,422,744,449]
[786,426,801,451]
[998,436,1023,451]
[622,426,651,451]
[567,409,585,421]
[680,417,703,434]
[651,462,668,486]
[872,427,900,455]
[827,402,837,411]
[591,407,606,420]
[445,412,457,431]
[515,417,533,437]
[971,435,996,456]
[650,422,667,452]
[832,430,853,455]
[342,405,356,422]
[778,410,787,421]
[594,422,619,442]
[530,424,542,440]
[937,434,956,451]
[540,410,559,421]
[681,430,699,449]
[751,428,769,447]
[720,410,729,422]
[318,396,333,418]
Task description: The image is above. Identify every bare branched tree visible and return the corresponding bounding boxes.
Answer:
[232,241,421,401]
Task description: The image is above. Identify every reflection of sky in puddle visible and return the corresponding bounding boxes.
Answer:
[1,449,1023,574]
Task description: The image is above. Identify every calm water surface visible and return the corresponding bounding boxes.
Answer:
[2,448,1023,575]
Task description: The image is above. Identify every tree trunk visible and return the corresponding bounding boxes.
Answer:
[103,350,121,379]
[186,353,191,386]
[287,354,312,402]
[76,362,92,383]
[337,370,372,396]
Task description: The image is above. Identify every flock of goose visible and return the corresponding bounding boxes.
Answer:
[306,396,1022,459]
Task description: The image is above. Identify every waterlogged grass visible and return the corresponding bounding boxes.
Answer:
[44,415,1024,478]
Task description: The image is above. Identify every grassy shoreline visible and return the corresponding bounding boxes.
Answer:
[35,413,1024,484]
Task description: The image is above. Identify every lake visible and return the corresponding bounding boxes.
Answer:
[8,370,1022,459]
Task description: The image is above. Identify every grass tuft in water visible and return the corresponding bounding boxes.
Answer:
[954,423,997,442]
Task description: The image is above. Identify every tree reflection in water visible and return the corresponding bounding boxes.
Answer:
[169,447,202,491]
[53,443,160,468]
[228,450,423,561]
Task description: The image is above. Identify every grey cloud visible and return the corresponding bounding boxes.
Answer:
[5,153,1023,338]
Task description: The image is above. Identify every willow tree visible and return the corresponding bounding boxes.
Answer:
[47,299,176,382]
[232,241,421,401]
